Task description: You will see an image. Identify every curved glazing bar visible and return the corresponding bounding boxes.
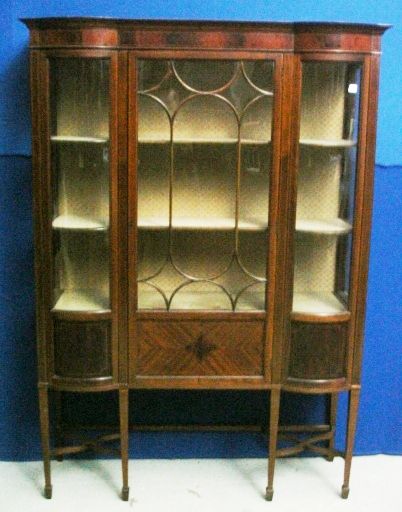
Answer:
[172,60,240,94]
[136,58,274,311]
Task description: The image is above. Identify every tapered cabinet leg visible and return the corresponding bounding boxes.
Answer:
[119,386,129,501]
[327,392,338,461]
[38,384,52,499]
[54,390,64,462]
[342,387,360,499]
[266,388,280,501]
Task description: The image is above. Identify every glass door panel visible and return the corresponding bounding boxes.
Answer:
[293,61,362,316]
[50,58,111,312]
[136,58,274,311]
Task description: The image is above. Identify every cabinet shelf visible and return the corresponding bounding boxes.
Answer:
[139,289,264,311]
[296,218,352,235]
[139,289,349,316]
[52,289,110,313]
[138,137,271,145]
[292,292,348,316]
[138,217,351,234]
[51,135,108,144]
[138,216,267,231]
[299,138,356,148]
[52,214,108,231]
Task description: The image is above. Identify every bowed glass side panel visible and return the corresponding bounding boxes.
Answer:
[293,61,362,317]
[49,58,111,313]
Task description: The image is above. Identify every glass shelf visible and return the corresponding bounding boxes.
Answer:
[138,217,351,234]
[292,292,347,316]
[299,138,356,148]
[138,288,265,311]
[138,216,267,231]
[52,289,110,313]
[138,137,271,145]
[52,214,108,231]
[51,135,108,144]
[295,218,352,235]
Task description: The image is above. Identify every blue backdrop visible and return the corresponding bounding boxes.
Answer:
[0,1,401,460]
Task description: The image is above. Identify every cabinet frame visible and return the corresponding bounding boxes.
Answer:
[22,17,390,502]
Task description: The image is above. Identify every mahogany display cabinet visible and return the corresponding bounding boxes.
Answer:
[21,17,390,501]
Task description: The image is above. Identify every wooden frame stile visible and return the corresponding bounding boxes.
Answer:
[340,53,380,500]
[117,49,130,501]
[31,48,53,499]
[351,54,380,386]
[33,48,131,499]
[127,50,138,386]
[275,50,377,499]
[265,50,297,501]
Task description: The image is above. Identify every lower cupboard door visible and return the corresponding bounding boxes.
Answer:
[53,319,112,381]
[287,321,348,383]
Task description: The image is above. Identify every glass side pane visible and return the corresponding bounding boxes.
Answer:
[293,61,361,316]
[136,59,274,311]
[50,58,110,312]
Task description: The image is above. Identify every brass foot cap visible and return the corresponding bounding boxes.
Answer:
[44,485,52,499]
[341,485,350,499]
[122,487,130,501]
[265,488,274,501]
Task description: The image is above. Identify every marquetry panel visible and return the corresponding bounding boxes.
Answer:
[134,321,264,377]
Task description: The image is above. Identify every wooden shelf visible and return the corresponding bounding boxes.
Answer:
[138,137,271,145]
[292,292,348,316]
[138,216,267,231]
[299,138,356,148]
[296,218,352,235]
[52,215,108,231]
[51,135,108,144]
[52,289,110,313]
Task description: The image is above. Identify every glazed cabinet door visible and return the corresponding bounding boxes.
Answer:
[285,56,368,389]
[35,51,123,388]
[128,53,282,386]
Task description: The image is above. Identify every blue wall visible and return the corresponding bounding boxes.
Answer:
[0,2,401,460]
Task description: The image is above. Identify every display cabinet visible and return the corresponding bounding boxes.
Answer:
[22,17,389,501]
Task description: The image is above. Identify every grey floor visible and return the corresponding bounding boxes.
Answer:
[0,455,401,511]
